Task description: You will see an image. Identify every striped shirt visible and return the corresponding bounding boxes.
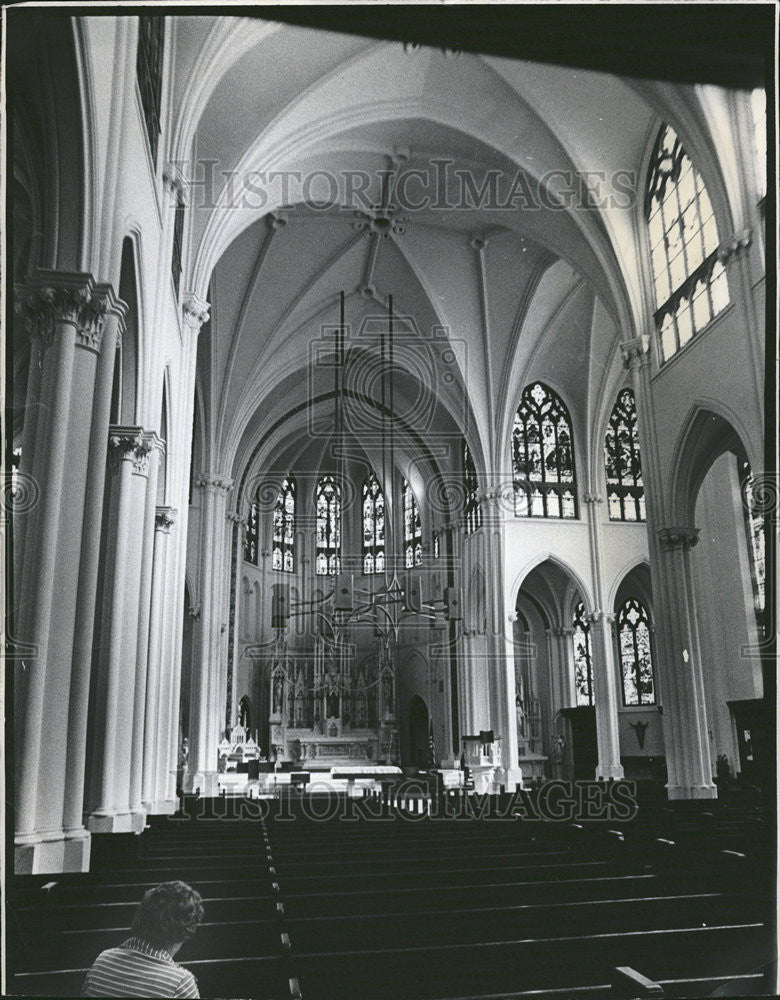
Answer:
[82,936,199,997]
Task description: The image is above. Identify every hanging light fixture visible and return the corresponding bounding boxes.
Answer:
[277,291,457,665]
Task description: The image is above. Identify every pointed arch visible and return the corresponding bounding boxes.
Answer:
[272,477,296,573]
[362,472,385,575]
[645,123,729,363]
[315,475,340,575]
[572,600,594,707]
[402,477,422,568]
[512,382,577,519]
[604,387,645,522]
[669,399,755,525]
[616,597,656,706]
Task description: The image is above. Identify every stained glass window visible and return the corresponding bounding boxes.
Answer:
[136,17,165,164]
[403,479,422,568]
[617,598,656,705]
[272,478,295,573]
[572,602,593,707]
[605,388,645,522]
[513,382,577,519]
[646,125,728,363]
[739,458,766,636]
[362,473,385,575]
[244,499,259,564]
[464,441,482,535]
[315,476,340,575]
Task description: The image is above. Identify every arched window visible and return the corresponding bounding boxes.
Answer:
[244,498,259,564]
[272,477,295,573]
[463,441,482,535]
[403,479,422,567]
[572,602,593,706]
[432,532,440,560]
[362,473,385,575]
[316,476,340,575]
[617,598,656,705]
[513,382,577,519]
[739,458,766,636]
[605,388,645,522]
[646,124,728,363]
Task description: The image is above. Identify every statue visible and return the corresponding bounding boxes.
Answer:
[272,673,283,715]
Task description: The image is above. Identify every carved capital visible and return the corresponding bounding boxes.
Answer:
[268,212,288,231]
[155,505,177,532]
[620,335,650,371]
[162,164,186,202]
[197,472,234,495]
[583,492,603,505]
[182,293,210,332]
[717,229,752,266]
[657,526,700,551]
[227,510,247,530]
[108,425,151,476]
[586,609,615,627]
[15,272,124,354]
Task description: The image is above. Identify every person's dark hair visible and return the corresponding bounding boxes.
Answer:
[131,881,204,948]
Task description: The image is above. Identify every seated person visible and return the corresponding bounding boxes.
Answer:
[82,881,204,997]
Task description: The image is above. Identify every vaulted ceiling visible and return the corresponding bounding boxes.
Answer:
[168,17,740,499]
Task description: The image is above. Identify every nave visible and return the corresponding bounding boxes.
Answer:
[8,790,774,1000]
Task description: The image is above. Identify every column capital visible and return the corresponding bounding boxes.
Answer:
[553,626,574,638]
[197,472,234,494]
[182,293,210,332]
[480,482,514,516]
[657,526,700,551]
[109,425,152,475]
[717,228,752,266]
[620,335,650,371]
[583,492,603,505]
[162,164,186,202]
[16,271,126,353]
[227,511,247,528]
[154,506,177,532]
[586,610,615,627]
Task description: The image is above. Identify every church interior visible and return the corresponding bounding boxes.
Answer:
[6,7,775,999]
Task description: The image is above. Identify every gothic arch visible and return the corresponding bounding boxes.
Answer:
[669,400,757,525]
[510,553,594,617]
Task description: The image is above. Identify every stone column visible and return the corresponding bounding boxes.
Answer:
[587,610,624,780]
[621,335,716,798]
[583,491,624,780]
[128,436,164,824]
[226,512,246,730]
[482,485,522,790]
[161,293,210,806]
[187,473,234,794]
[552,626,577,710]
[14,273,121,873]
[657,527,716,798]
[442,519,461,759]
[142,506,177,812]
[87,428,158,832]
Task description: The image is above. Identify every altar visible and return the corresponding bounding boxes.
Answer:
[267,635,399,768]
[293,735,374,766]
